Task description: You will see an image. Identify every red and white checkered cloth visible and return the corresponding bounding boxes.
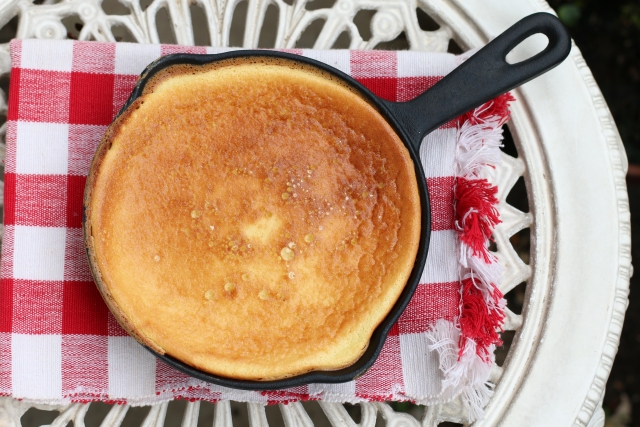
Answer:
[0,39,509,414]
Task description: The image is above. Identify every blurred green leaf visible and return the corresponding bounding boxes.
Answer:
[389,401,412,413]
[558,3,582,27]
[622,4,640,29]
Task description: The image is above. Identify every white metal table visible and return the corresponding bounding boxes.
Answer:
[0,0,630,426]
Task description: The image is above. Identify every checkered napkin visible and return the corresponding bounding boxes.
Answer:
[0,39,508,413]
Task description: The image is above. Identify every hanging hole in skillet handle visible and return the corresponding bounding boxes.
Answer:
[385,12,572,152]
[506,33,549,64]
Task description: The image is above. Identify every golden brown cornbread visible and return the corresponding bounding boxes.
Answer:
[84,58,421,381]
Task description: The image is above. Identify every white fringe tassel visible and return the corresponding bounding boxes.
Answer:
[425,319,495,421]
[456,111,505,178]
[457,340,496,422]
[459,242,506,314]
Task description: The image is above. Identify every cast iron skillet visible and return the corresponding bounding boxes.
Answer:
[89,12,570,390]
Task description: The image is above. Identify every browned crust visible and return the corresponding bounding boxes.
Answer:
[84,99,167,356]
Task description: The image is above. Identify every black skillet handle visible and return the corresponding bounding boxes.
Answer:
[388,12,571,151]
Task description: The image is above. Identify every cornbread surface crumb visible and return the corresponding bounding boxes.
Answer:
[86,59,421,381]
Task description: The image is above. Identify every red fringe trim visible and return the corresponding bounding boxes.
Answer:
[454,92,512,364]
[454,177,501,262]
[458,278,505,361]
[457,92,516,127]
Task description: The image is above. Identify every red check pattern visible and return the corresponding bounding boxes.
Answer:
[0,39,505,405]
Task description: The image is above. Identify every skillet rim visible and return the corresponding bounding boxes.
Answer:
[83,50,431,390]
